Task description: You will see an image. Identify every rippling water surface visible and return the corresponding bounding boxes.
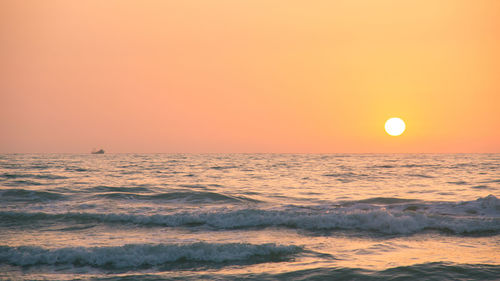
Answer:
[0,154,499,280]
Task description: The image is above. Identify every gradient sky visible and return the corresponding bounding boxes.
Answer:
[1,0,499,153]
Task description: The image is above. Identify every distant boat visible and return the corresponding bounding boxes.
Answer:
[91,149,105,154]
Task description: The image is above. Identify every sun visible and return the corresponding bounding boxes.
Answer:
[385,118,406,136]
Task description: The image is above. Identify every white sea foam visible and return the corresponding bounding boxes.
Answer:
[0,243,301,268]
[1,195,498,235]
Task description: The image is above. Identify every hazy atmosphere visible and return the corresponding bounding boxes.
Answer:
[1,0,499,153]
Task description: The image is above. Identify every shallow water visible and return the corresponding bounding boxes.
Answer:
[0,154,499,280]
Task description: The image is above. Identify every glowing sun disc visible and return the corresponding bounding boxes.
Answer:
[385,118,406,136]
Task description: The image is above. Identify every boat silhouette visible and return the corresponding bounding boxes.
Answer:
[91,149,105,154]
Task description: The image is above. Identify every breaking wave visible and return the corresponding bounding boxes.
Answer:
[0,243,301,269]
[1,195,498,235]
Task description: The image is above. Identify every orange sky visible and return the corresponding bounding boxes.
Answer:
[1,0,499,153]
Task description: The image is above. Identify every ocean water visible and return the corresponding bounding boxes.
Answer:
[0,153,498,280]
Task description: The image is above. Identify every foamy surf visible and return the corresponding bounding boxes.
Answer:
[0,243,302,269]
[1,195,498,235]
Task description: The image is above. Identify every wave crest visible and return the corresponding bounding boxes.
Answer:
[1,195,498,235]
[0,243,301,269]
[0,189,65,202]
[94,191,260,204]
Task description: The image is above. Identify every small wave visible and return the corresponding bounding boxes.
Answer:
[471,185,490,189]
[322,172,367,183]
[26,164,51,170]
[94,191,260,204]
[87,185,153,193]
[3,180,43,186]
[355,197,419,205]
[372,165,395,169]
[477,194,500,209]
[323,172,357,177]
[210,166,239,170]
[483,179,500,183]
[0,173,67,180]
[0,189,65,202]
[0,243,301,269]
[233,263,500,281]
[401,164,441,168]
[64,167,90,172]
[179,184,214,189]
[407,174,435,179]
[448,181,468,185]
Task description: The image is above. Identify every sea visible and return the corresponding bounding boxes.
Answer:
[0,153,498,280]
